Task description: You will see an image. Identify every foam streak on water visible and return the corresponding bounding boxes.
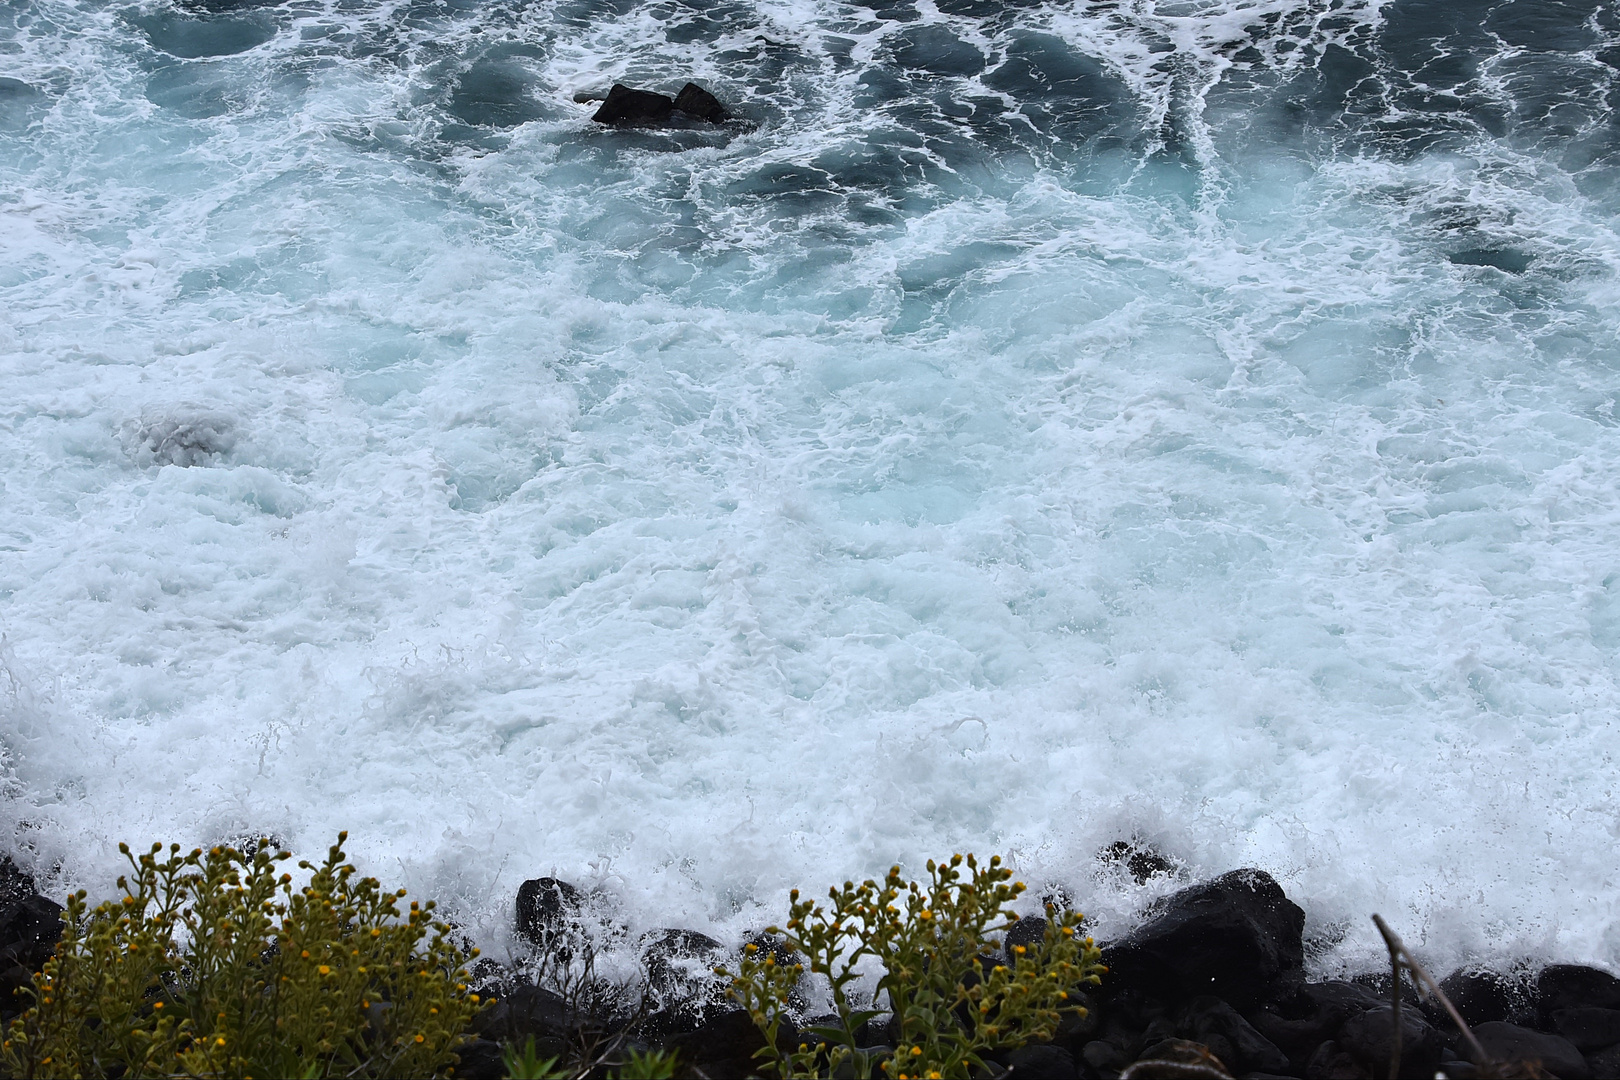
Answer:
[3,0,1620,970]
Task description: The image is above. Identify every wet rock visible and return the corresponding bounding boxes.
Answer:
[1249,980,1383,1063]
[666,1007,793,1077]
[1177,996,1289,1075]
[471,983,581,1045]
[641,928,728,1021]
[1101,840,1175,884]
[1586,1042,1620,1077]
[1437,967,1526,1027]
[1551,1006,1620,1051]
[0,891,64,1004]
[1536,965,1620,1024]
[590,82,728,126]
[1474,1021,1589,1079]
[1338,1005,1443,1078]
[1082,1038,1129,1075]
[1005,913,1046,961]
[673,82,726,122]
[1129,1038,1232,1077]
[1302,1039,1361,1079]
[452,1037,505,1080]
[1006,1042,1077,1078]
[514,876,584,953]
[0,856,35,906]
[1103,869,1305,1009]
[591,84,674,125]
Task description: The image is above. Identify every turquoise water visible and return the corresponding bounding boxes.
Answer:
[3,0,1620,970]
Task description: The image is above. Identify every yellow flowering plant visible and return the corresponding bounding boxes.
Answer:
[1,833,485,1079]
[719,854,1104,1080]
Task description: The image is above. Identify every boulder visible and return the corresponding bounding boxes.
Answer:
[1005,1042,1078,1078]
[589,82,728,126]
[1177,996,1290,1075]
[0,891,64,1003]
[1437,966,1526,1027]
[1128,1038,1232,1077]
[1537,965,1620,1024]
[1249,980,1383,1061]
[673,82,726,122]
[1103,869,1305,1008]
[1551,1006,1620,1051]
[1301,1039,1361,1079]
[666,1007,795,1077]
[514,876,583,953]
[470,982,581,1046]
[640,928,728,1024]
[1474,1021,1589,1080]
[591,84,674,126]
[1586,1042,1620,1077]
[1004,913,1046,961]
[1337,1005,1443,1077]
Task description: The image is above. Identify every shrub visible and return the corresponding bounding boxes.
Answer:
[1,833,484,1079]
[720,853,1105,1080]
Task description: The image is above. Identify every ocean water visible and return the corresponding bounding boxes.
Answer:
[3,0,1620,974]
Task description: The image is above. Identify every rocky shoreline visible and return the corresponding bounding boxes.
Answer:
[4,853,1619,1078]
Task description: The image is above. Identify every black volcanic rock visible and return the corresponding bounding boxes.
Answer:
[0,889,64,1007]
[591,84,674,126]
[589,82,727,126]
[514,876,584,952]
[1537,964,1620,1024]
[1102,869,1304,1009]
[673,82,726,122]
[1338,1005,1443,1077]
[1474,1021,1590,1079]
[1437,966,1526,1027]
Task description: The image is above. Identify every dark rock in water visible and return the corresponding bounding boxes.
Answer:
[573,90,607,103]
[1005,1042,1077,1078]
[1338,1005,1443,1077]
[673,82,727,122]
[590,82,728,126]
[641,928,728,1015]
[1473,1021,1589,1080]
[1537,964,1620,1023]
[1102,869,1304,1009]
[515,876,584,952]
[0,856,35,906]
[1101,840,1175,884]
[1176,996,1289,1075]
[0,892,65,1004]
[1449,247,1533,273]
[592,84,674,126]
[1437,966,1526,1027]
[1552,1005,1620,1050]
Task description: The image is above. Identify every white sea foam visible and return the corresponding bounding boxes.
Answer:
[2,0,1619,974]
